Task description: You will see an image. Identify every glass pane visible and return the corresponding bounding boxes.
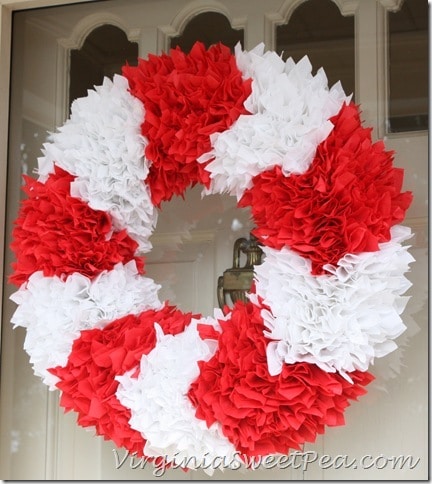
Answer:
[170,12,244,52]
[276,0,355,98]
[1,1,428,481]
[388,0,428,133]
[70,24,138,105]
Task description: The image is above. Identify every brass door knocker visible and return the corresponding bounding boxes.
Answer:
[217,233,263,308]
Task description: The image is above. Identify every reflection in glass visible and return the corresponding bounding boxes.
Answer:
[276,0,355,97]
[388,0,428,133]
[69,24,138,106]
[170,12,244,52]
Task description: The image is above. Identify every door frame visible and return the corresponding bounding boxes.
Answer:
[0,0,92,344]
[0,0,427,480]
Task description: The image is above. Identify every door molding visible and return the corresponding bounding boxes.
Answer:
[156,0,247,52]
[56,12,141,124]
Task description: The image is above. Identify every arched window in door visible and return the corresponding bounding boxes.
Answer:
[387,0,428,133]
[276,0,355,98]
[69,24,138,107]
[170,12,244,53]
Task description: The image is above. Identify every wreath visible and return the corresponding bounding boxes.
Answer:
[10,42,414,472]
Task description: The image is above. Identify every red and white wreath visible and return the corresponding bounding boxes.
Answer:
[10,42,414,471]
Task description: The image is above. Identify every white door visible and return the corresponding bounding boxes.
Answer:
[0,0,427,480]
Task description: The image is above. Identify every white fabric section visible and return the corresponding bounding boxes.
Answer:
[37,75,157,253]
[116,321,238,472]
[10,262,161,389]
[253,226,415,380]
[199,43,350,200]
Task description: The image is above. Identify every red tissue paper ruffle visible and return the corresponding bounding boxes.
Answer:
[50,305,194,456]
[239,102,413,275]
[9,166,143,286]
[123,41,252,206]
[188,301,374,458]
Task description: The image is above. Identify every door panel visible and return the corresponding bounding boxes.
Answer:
[1,0,427,480]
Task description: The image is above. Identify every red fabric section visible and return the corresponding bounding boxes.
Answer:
[188,301,374,458]
[123,41,252,206]
[9,166,144,286]
[239,103,413,275]
[50,305,195,456]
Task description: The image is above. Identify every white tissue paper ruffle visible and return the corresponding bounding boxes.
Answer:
[199,43,350,200]
[254,225,414,380]
[10,262,161,389]
[36,75,157,253]
[116,321,238,472]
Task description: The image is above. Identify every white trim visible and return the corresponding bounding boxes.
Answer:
[0,5,13,346]
[380,0,404,13]
[276,0,359,24]
[44,391,60,480]
[55,12,141,124]
[265,0,359,57]
[58,11,141,50]
[157,0,247,52]
[376,0,387,138]
[55,39,69,125]
[151,229,216,247]
[332,0,360,16]
[1,0,88,6]
[379,0,425,137]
